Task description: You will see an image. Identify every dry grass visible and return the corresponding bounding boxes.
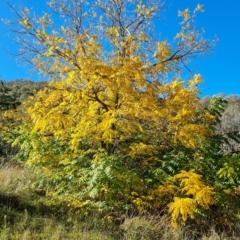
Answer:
[0,165,30,193]
[121,215,240,240]
[0,213,116,240]
[121,215,186,240]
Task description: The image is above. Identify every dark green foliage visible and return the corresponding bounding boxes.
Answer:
[0,79,46,110]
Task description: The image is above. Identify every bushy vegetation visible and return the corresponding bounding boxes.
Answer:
[1,0,240,238]
[0,80,47,166]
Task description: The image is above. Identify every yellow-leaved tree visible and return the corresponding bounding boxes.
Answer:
[7,0,218,226]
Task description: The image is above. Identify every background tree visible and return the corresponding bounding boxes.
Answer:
[200,95,240,154]
[218,95,240,154]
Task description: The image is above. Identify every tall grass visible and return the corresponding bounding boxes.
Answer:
[0,165,239,239]
[0,209,116,240]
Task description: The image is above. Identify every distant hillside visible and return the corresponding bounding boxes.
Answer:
[0,79,47,110]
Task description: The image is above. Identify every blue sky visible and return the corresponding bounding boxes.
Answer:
[0,0,239,97]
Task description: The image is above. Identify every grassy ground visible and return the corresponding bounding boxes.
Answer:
[0,165,239,240]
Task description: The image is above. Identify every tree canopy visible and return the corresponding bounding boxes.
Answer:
[2,0,240,234]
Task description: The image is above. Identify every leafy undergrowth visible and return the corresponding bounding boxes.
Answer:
[0,165,239,240]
